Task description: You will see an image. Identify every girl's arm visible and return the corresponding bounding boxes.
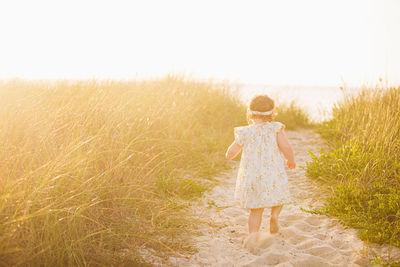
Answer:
[276,129,296,169]
[226,141,242,160]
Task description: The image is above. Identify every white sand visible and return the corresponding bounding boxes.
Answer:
[144,129,400,266]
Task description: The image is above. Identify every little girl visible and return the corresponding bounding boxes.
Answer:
[226,94,295,235]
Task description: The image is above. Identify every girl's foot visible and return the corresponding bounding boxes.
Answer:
[270,217,279,234]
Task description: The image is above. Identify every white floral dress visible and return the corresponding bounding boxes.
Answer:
[233,121,293,209]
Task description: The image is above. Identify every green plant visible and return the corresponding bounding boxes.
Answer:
[305,86,400,253]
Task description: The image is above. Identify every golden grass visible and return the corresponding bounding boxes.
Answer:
[0,76,246,266]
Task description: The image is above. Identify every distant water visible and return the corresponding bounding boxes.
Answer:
[234,84,347,122]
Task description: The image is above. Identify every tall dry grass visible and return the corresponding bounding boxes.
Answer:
[305,86,400,252]
[0,76,246,266]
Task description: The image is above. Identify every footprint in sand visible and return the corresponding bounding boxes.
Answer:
[243,252,290,266]
[293,254,333,267]
[304,245,338,258]
[296,239,321,250]
[282,214,305,222]
[293,221,320,232]
[243,232,276,250]
[282,229,308,246]
[223,207,244,217]
[314,233,328,241]
[304,215,328,227]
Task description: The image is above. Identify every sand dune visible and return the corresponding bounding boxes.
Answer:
[145,129,400,266]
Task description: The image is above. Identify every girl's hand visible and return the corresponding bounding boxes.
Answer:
[277,129,296,169]
[226,141,242,160]
[286,160,296,169]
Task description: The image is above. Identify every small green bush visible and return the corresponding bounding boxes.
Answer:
[305,86,400,252]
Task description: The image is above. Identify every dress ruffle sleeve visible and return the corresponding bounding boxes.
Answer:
[234,126,246,146]
[273,122,285,133]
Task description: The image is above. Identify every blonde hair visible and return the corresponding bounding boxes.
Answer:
[247,94,275,124]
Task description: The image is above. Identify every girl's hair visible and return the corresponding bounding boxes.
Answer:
[247,94,275,124]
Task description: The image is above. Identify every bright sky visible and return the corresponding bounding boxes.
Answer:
[0,0,399,86]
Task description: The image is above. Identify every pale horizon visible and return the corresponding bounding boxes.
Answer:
[1,0,400,87]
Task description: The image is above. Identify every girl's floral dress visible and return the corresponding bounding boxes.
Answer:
[234,121,292,209]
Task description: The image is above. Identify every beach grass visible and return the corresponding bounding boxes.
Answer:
[0,76,247,266]
[305,86,400,255]
[275,101,314,130]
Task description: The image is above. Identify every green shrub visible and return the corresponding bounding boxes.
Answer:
[305,86,400,251]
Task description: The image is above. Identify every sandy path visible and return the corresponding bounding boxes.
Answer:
[146,129,400,266]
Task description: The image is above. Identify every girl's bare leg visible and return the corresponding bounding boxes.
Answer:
[270,205,283,234]
[248,208,264,233]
